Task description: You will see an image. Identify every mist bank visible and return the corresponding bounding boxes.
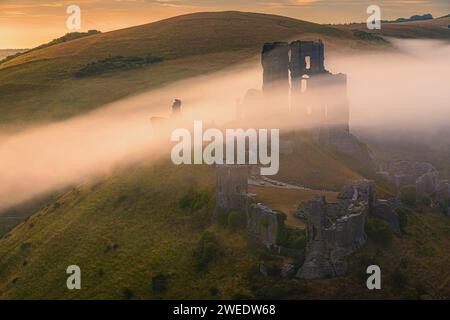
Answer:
[0,38,448,210]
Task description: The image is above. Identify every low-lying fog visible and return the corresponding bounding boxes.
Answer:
[0,39,449,211]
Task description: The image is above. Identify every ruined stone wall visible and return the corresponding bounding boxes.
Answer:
[214,165,249,215]
[247,203,281,247]
[296,181,371,279]
[377,160,446,198]
[261,42,290,93]
[290,40,326,81]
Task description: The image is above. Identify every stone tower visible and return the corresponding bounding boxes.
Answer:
[214,165,249,217]
[261,42,290,93]
[290,40,326,88]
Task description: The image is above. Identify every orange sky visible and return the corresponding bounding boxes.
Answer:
[1,0,448,49]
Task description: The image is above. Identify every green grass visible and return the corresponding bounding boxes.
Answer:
[0,161,258,299]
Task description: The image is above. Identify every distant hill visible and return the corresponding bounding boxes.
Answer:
[336,16,450,39]
[381,13,433,24]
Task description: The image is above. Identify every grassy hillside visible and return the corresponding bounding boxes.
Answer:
[0,11,388,128]
[0,161,258,299]
[0,159,448,299]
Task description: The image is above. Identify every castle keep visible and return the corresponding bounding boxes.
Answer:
[260,40,349,133]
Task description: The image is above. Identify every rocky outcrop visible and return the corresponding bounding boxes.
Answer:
[247,203,282,247]
[296,180,371,279]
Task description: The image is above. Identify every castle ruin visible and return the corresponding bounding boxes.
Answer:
[259,40,349,134]
[296,180,371,279]
[213,164,249,219]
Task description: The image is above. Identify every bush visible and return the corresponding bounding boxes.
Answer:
[227,210,246,229]
[437,197,449,214]
[395,207,411,232]
[193,231,221,272]
[74,54,163,77]
[357,254,382,281]
[96,268,104,278]
[400,185,417,206]
[122,288,134,300]
[216,210,229,228]
[209,286,219,296]
[151,273,168,293]
[392,269,408,290]
[419,193,432,207]
[365,218,394,247]
[254,286,285,300]
[179,188,210,212]
[277,227,307,250]
[415,281,427,296]
[231,293,252,300]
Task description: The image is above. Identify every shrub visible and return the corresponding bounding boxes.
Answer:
[395,207,411,232]
[96,268,104,278]
[419,193,432,207]
[357,254,382,281]
[392,268,408,290]
[20,242,31,251]
[232,293,252,300]
[193,231,221,272]
[216,210,229,227]
[415,281,427,296]
[151,273,168,293]
[122,288,134,300]
[254,286,285,300]
[437,197,449,214]
[227,210,246,230]
[209,286,219,296]
[365,218,394,247]
[400,185,417,206]
[179,188,210,212]
[74,54,163,77]
[277,227,307,250]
